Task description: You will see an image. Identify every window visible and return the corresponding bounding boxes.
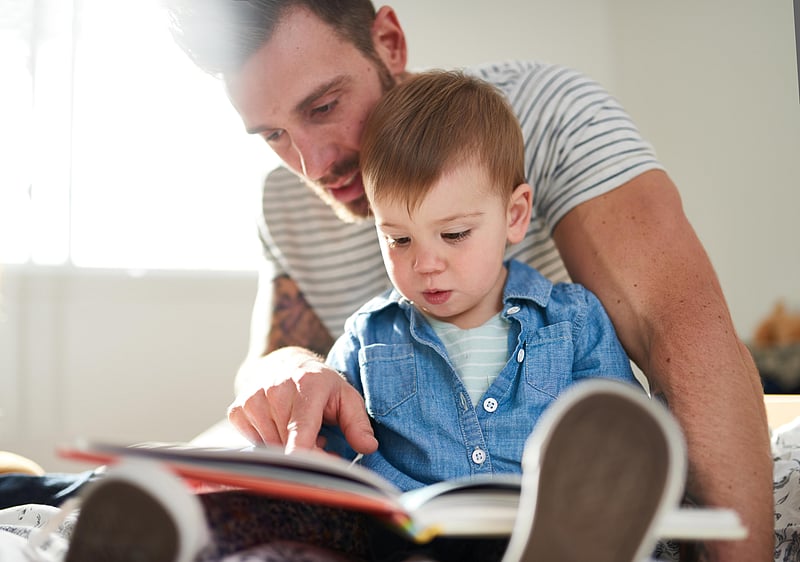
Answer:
[0,0,278,271]
[0,0,38,263]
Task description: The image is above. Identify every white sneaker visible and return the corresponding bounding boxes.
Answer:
[501,380,687,562]
[27,458,210,562]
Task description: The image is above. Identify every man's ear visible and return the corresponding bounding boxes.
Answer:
[372,7,407,77]
[507,183,533,244]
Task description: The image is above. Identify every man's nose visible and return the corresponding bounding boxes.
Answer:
[290,131,337,181]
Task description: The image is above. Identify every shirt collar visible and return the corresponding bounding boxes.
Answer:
[502,259,552,308]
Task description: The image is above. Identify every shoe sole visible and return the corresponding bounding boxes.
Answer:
[502,380,686,562]
[64,459,209,562]
[65,479,179,562]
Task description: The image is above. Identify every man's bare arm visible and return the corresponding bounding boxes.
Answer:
[234,274,334,395]
[553,169,772,562]
[229,273,376,453]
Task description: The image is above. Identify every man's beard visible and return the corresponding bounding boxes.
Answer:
[301,157,368,223]
[300,58,396,224]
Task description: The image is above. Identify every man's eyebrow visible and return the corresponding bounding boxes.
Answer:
[295,75,349,114]
[246,75,350,136]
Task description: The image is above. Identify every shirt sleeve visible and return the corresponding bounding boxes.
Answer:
[475,61,664,232]
[570,286,638,385]
[255,167,290,280]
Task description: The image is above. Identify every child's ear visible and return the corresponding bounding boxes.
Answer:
[507,183,533,244]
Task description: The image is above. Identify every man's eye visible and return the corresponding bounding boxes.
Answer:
[442,230,471,242]
[311,101,337,116]
[264,130,285,144]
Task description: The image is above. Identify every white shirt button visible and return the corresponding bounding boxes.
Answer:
[506,306,521,315]
[471,448,487,465]
[483,397,498,412]
[517,348,525,363]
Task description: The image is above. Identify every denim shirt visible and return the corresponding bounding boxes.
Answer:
[324,260,638,492]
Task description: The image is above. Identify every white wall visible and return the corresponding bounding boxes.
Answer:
[1,268,255,471]
[3,0,798,472]
[392,0,618,87]
[608,0,800,339]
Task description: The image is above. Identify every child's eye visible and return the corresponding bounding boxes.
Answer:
[386,236,410,248]
[442,230,471,243]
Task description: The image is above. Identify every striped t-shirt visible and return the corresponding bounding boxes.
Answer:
[256,60,663,339]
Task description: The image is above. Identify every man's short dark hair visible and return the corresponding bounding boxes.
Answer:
[162,0,377,77]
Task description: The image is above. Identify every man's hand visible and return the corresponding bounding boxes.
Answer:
[227,347,378,455]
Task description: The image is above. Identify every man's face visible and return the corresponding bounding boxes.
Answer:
[225,7,400,222]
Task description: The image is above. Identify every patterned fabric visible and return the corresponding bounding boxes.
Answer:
[219,542,353,562]
[0,503,75,541]
[0,502,75,560]
[772,417,800,560]
[195,492,371,561]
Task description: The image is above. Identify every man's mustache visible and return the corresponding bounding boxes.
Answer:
[317,158,359,187]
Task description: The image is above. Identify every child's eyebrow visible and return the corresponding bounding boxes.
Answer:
[375,220,401,229]
[434,211,484,226]
[376,212,484,230]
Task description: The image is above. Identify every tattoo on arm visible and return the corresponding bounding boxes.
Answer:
[265,275,335,357]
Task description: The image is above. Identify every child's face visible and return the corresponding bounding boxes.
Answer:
[372,160,525,329]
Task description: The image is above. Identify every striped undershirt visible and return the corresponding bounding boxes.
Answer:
[257,60,663,339]
[426,314,511,406]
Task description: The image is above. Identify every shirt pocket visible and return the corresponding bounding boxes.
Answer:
[358,343,418,417]
[523,321,574,398]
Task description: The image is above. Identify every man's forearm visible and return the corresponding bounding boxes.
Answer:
[236,274,334,396]
[630,241,772,560]
[647,326,772,561]
[551,172,774,561]
[263,275,335,356]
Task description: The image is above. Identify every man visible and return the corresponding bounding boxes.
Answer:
[165,1,772,560]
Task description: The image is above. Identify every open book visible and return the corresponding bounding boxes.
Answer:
[59,440,746,544]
